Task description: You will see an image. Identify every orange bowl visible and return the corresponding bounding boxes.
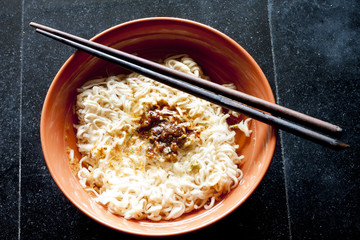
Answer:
[40,17,276,236]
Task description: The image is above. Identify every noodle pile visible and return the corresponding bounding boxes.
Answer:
[72,55,251,220]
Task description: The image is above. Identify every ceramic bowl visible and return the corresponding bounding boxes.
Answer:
[40,17,276,236]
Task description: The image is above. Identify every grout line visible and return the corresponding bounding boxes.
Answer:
[266,1,293,239]
[18,0,25,239]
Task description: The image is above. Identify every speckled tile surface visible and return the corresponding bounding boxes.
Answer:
[0,0,22,239]
[269,1,360,239]
[0,0,359,239]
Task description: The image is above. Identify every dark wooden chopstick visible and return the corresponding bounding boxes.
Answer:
[30,22,349,150]
[29,22,342,137]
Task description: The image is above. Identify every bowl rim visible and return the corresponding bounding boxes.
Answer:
[40,17,277,236]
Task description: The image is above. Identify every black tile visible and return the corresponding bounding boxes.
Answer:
[0,0,22,239]
[3,0,358,238]
[269,0,360,239]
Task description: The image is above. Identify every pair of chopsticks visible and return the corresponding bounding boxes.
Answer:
[30,22,349,150]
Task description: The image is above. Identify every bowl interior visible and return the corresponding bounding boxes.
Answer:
[41,18,276,236]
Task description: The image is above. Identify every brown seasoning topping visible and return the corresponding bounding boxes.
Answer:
[137,102,194,161]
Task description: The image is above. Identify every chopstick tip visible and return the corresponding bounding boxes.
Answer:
[336,126,343,133]
[335,141,350,150]
[29,22,41,28]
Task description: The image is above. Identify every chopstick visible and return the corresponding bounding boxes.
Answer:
[30,22,349,150]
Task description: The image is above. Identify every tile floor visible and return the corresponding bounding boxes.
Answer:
[0,0,359,239]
